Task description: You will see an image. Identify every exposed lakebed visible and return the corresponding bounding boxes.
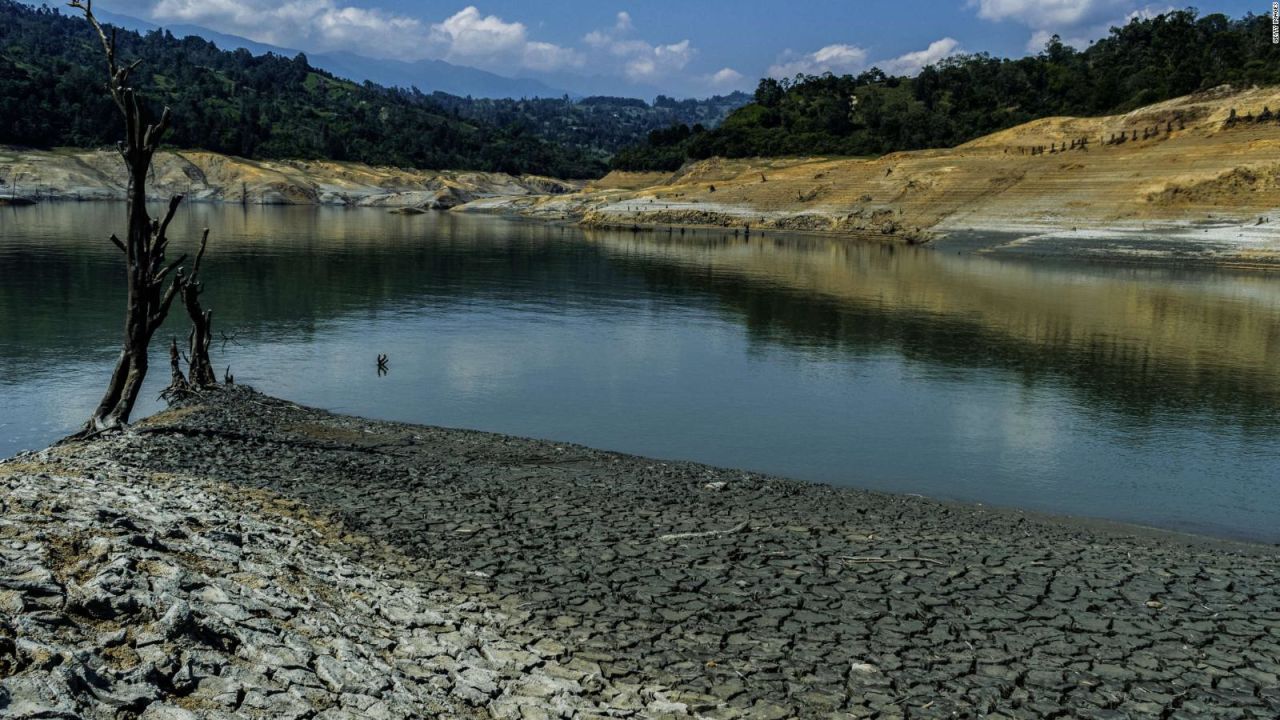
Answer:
[2,203,1279,540]
[4,388,1276,718]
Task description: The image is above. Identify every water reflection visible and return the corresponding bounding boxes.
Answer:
[2,203,1278,539]
[599,232,1280,428]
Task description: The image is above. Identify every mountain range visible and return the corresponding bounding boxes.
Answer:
[95,8,575,100]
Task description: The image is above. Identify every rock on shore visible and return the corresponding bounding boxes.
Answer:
[3,387,1280,718]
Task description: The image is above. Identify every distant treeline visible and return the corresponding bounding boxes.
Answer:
[0,2,597,177]
[427,92,750,157]
[613,10,1280,171]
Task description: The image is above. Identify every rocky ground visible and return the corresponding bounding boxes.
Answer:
[3,387,1280,719]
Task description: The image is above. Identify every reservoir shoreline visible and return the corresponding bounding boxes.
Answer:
[3,386,1278,717]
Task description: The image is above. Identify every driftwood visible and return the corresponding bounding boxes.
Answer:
[840,555,947,566]
[658,521,749,542]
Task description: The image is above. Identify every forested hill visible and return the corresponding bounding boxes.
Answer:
[428,93,750,156]
[615,9,1280,171]
[0,2,671,178]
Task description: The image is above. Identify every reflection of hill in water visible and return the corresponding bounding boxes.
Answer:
[3,204,1279,428]
[591,232,1280,427]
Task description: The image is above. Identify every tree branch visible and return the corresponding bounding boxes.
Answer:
[154,253,188,285]
[144,107,173,150]
[191,228,210,278]
[68,1,113,75]
[150,279,182,334]
[156,194,183,244]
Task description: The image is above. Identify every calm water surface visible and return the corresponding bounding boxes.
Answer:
[2,203,1279,540]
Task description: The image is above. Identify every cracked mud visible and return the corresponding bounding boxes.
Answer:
[3,387,1278,718]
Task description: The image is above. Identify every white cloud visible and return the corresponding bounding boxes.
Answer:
[582,13,695,84]
[625,40,693,81]
[878,37,962,75]
[151,0,427,57]
[429,6,583,71]
[429,6,526,57]
[522,41,582,72]
[768,44,868,78]
[1024,29,1093,51]
[970,0,1172,51]
[706,67,745,89]
[971,0,1116,26]
[148,1,582,71]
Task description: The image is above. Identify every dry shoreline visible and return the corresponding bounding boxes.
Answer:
[10,81,1280,268]
[3,387,1278,718]
[0,146,580,209]
[451,84,1280,267]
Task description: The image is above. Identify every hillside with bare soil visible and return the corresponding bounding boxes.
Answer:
[9,85,1280,265]
[0,147,578,208]
[457,85,1280,265]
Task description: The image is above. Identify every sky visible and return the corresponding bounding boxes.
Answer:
[89,0,1264,97]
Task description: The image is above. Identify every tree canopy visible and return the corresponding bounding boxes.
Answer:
[0,1,607,176]
[614,10,1280,170]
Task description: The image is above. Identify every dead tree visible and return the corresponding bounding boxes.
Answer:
[166,338,188,392]
[178,229,217,387]
[71,0,189,432]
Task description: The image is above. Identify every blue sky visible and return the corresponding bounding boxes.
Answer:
[93,0,1263,96]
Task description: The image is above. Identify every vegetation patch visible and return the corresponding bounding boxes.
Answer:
[616,10,1280,171]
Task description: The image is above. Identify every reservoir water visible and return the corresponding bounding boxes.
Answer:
[2,203,1279,540]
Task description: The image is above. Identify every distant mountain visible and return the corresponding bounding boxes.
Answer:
[2,0,749,176]
[309,51,569,100]
[0,0,606,177]
[95,7,572,99]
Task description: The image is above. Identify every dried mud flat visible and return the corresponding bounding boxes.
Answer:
[3,387,1279,719]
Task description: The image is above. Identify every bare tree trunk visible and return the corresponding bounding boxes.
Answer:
[71,1,188,434]
[84,190,186,431]
[181,229,217,387]
[167,338,188,391]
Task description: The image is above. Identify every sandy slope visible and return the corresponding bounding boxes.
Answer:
[456,85,1280,265]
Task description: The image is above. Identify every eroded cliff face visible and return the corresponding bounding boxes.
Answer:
[0,148,579,208]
